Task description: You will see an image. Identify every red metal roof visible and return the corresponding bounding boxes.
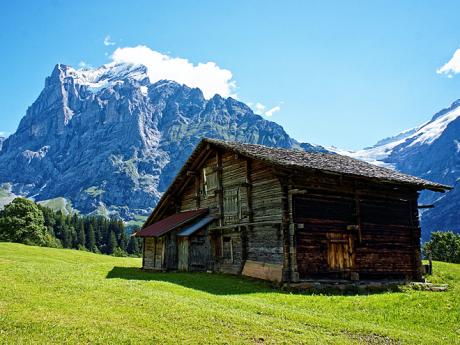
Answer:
[136,209,208,238]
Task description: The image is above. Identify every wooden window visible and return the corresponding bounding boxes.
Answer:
[223,188,241,224]
[223,188,240,216]
[222,236,233,263]
[203,167,218,197]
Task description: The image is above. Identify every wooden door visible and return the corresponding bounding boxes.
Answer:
[294,192,356,279]
[177,238,189,271]
[165,234,178,270]
[153,237,164,269]
[326,233,355,271]
[189,235,209,271]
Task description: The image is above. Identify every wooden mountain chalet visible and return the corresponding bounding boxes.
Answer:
[136,138,451,283]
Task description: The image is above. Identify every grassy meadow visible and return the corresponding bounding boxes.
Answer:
[0,242,459,344]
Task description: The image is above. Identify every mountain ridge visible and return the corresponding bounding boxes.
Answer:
[0,62,326,220]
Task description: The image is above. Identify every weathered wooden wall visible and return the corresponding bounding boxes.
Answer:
[188,229,212,271]
[287,172,423,281]
[143,237,164,270]
[177,149,284,279]
[177,237,188,271]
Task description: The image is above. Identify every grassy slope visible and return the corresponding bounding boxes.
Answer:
[0,243,458,344]
[37,197,76,215]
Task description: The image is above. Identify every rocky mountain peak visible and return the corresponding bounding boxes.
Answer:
[0,62,326,220]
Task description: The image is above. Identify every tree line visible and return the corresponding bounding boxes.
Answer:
[0,198,142,257]
[422,231,460,264]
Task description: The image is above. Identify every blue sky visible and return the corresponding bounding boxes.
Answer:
[1,1,460,149]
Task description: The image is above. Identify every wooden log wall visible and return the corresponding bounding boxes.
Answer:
[176,149,285,276]
[288,171,423,281]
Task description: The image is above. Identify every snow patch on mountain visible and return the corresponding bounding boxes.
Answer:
[455,139,460,153]
[408,106,460,147]
[61,62,149,93]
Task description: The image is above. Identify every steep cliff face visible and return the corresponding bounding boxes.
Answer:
[0,63,325,219]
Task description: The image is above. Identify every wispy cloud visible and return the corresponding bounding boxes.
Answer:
[111,45,236,98]
[103,35,116,46]
[253,102,266,113]
[264,105,281,117]
[250,102,282,117]
[437,48,460,77]
[0,131,10,138]
[78,61,90,68]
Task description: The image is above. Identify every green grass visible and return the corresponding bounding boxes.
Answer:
[0,243,459,344]
[84,186,105,198]
[126,214,148,228]
[37,197,76,215]
[0,183,16,209]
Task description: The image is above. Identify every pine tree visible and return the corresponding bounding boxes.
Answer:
[77,222,86,249]
[62,226,72,248]
[118,220,127,250]
[87,224,96,252]
[127,236,141,255]
[107,231,117,254]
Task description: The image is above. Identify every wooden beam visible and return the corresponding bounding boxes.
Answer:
[241,158,253,265]
[176,149,215,198]
[195,175,200,209]
[209,221,283,231]
[216,150,224,226]
[354,183,362,243]
[417,204,434,209]
[142,238,146,268]
[281,182,291,283]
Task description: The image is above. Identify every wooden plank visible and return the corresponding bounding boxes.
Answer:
[242,260,283,282]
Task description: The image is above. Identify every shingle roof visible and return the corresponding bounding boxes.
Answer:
[144,138,451,228]
[204,138,451,192]
[136,209,208,237]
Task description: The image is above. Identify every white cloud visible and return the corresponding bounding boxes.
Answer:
[264,105,281,117]
[104,35,116,46]
[0,131,10,137]
[111,45,236,99]
[253,102,266,113]
[78,61,89,68]
[437,48,460,76]
[249,101,282,117]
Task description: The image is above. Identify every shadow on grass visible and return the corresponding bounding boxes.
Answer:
[106,266,277,295]
[106,266,404,296]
